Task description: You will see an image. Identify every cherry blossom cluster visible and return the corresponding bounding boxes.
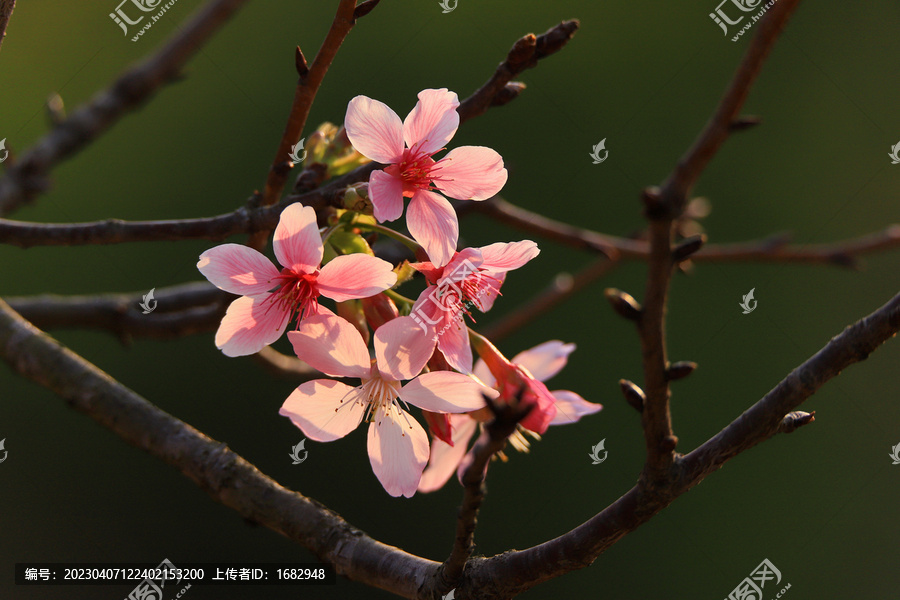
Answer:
[197,89,601,497]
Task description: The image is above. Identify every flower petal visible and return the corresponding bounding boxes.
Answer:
[400,371,495,413]
[273,203,323,273]
[215,295,289,357]
[402,88,460,156]
[407,190,458,268]
[345,95,405,164]
[197,244,280,296]
[368,405,430,497]
[437,313,473,374]
[479,240,540,273]
[471,358,495,389]
[512,341,576,383]
[519,378,558,435]
[279,379,366,441]
[317,254,397,302]
[476,271,505,313]
[369,169,405,222]
[549,390,603,425]
[418,415,478,493]
[434,146,508,200]
[287,314,370,379]
[374,316,435,381]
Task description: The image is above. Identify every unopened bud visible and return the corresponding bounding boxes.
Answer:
[343,183,373,215]
[618,379,645,413]
[605,288,642,321]
[672,234,706,262]
[666,361,697,381]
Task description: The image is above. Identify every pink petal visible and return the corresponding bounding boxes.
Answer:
[407,190,458,268]
[317,254,397,302]
[519,378,558,435]
[369,169,405,222]
[400,371,495,413]
[197,244,280,296]
[437,313,473,374]
[345,95,405,164]
[273,203,323,273]
[549,390,603,425]
[287,314,370,379]
[279,379,366,441]
[476,271,505,313]
[374,316,435,381]
[479,240,540,273]
[471,358,495,389]
[418,415,478,493]
[215,295,290,357]
[402,88,460,156]
[437,248,483,286]
[367,405,430,497]
[512,341,576,382]
[434,146,508,200]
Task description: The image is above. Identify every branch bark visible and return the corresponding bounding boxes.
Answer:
[0,0,14,54]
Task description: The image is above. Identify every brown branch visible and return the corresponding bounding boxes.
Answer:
[0,0,14,53]
[463,289,900,599]
[250,0,363,251]
[0,297,438,599]
[657,0,803,214]
[474,197,900,268]
[0,0,250,216]
[5,282,228,342]
[480,257,616,342]
[252,346,321,381]
[438,398,533,596]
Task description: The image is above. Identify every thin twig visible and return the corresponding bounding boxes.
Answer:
[0,0,250,216]
[249,0,362,249]
[252,346,321,381]
[438,397,533,595]
[6,282,227,342]
[480,257,617,342]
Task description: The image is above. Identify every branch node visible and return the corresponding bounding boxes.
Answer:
[778,410,816,434]
[666,361,697,381]
[672,234,707,263]
[294,46,309,80]
[661,435,679,453]
[352,0,380,22]
[729,115,762,132]
[618,379,646,413]
[604,288,642,321]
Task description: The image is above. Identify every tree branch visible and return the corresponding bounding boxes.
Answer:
[0,0,250,216]
[0,297,437,599]
[464,289,900,599]
[0,0,14,54]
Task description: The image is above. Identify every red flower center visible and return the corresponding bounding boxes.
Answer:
[264,268,319,325]
[385,144,447,197]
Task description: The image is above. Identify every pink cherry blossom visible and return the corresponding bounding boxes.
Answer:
[279,314,497,497]
[344,88,508,267]
[197,203,397,357]
[409,240,540,373]
[418,340,602,493]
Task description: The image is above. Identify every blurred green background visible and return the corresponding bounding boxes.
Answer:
[2,0,899,598]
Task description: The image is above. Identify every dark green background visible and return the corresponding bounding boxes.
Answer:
[2,1,899,598]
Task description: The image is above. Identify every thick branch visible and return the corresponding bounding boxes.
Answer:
[0,298,437,598]
[0,0,249,216]
[465,289,900,598]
